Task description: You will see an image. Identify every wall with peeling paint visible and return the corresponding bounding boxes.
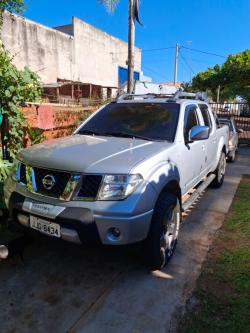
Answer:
[1,12,141,88]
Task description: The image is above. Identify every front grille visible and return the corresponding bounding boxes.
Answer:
[33,167,71,198]
[18,163,102,200]
[78,175,103,199]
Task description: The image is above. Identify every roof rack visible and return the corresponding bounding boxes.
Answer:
[116,93,174,101]
[116,91,208,102]
[174,91,208,101]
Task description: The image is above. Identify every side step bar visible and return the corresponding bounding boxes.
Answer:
[182,174,216,212]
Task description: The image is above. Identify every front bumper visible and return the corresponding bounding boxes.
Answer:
[8,192,153,246]
[227,146,236,159]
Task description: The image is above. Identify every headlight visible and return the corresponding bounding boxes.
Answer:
[97,174,143,200]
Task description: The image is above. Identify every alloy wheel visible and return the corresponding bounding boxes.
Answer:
[160,205,180,267]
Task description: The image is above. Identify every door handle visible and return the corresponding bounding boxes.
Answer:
[202,144,205,151]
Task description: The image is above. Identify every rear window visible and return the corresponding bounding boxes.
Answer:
[78,102,180,142]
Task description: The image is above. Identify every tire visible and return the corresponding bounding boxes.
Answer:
[144,192,181,270]
[211,151,226,188]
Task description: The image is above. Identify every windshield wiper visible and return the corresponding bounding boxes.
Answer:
[79,129,164,142]
[78,129,106,136]
[103,131,163,142]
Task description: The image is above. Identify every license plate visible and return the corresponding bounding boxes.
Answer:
[30,216,61,238]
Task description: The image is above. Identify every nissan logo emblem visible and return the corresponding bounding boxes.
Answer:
[42,175,56,190]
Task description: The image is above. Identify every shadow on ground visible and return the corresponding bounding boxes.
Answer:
[0,235,142,333]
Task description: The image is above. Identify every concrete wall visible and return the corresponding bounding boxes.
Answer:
[2,12,74,84]
[1,12,141,88]
[72,17,141,87]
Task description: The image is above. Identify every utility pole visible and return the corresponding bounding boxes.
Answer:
[127,0,135,94]
[174,43,179,86]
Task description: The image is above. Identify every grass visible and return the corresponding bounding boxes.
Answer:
[179,176,250,333]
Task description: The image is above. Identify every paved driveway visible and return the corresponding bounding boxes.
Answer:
[0,149,250,333]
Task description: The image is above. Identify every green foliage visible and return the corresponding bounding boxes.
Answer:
[220,50,250,103]
[0,157,12,182]
[0,0,25,26]
[0,157,12,210]
[26,126,45,145]
[191,49,250,103]
[0,43,42,159]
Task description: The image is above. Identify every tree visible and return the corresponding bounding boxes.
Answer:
[191,49,250,103]
[219,50,250,103]
[0,42,42,159]
[0,0,25,27]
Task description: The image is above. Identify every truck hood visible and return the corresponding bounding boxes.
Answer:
[18,134,170,174]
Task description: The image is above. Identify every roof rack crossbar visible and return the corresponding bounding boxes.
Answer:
[116,93,175,101]
[174,91,208,101]
[116,91,208,102]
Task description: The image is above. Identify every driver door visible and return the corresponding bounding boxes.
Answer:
[180,104,206,193]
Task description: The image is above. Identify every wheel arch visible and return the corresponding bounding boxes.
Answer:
[159,180,182,207]
[212,142,227,172]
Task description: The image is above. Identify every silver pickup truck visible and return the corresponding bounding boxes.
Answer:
[4,92,229,269]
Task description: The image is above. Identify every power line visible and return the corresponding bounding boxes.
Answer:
[181,46,226,58]
[179,50,195,75]
[188,58,214,65]
[112,45,225,59]
[142,46,175,53]
[111,46,175,55]
[142,65,170,81]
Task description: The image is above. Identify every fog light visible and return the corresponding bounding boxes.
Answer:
[17,214,29,226]
[107,227,121,241]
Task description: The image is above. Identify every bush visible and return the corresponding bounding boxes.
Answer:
[0,42,42,159]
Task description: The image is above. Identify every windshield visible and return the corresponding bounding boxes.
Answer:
[78,102,180,142]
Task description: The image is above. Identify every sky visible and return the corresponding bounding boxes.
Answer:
[24,0,250,83]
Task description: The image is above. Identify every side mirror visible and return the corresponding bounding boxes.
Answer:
[238,128,244,133]
[188,125,210,142]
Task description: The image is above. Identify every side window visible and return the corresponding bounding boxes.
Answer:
[184,105,199,141]
[199,104,212,131]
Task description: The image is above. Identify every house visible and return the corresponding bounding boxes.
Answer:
[1,12,142,102]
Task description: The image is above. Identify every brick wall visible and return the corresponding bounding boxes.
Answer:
[21,104,97,144]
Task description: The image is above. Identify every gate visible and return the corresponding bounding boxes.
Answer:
[210,103,250,145]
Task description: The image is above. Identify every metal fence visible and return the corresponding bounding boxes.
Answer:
[210,103,250,145]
